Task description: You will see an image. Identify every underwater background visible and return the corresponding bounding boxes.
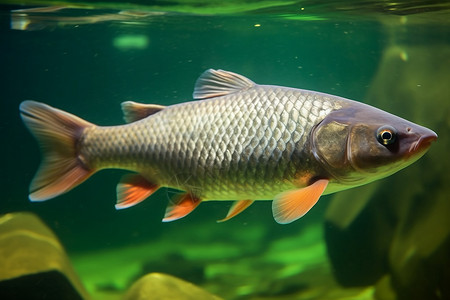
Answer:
[1,1,449,299]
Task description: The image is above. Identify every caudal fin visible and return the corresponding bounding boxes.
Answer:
[20,101,95,201]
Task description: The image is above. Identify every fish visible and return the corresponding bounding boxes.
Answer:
[19,69,437,224]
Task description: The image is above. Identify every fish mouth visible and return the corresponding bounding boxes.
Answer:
[408,130,438,156]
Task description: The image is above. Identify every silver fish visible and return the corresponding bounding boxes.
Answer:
[20,69,437,224]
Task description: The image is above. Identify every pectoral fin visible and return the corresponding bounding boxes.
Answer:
[162,193,201,222]
[217,200,254,223]
[272,179,329,224]
[115,174,159,209]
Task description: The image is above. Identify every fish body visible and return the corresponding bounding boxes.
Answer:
[82,85,336,200]
[20,69,437,224]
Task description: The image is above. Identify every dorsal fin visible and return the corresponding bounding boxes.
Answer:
[121,101,166,123]
[193,69,256,99]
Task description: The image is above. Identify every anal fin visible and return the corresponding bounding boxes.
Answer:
[217,200,254,223]
[272,179,329,224]
[115,174,159,209]
[162,193,201,222]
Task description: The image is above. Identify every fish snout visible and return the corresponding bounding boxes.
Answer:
[407,127,437,155]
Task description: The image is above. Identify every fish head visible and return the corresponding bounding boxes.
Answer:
[311,101,437,186]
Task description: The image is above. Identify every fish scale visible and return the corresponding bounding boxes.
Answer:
[80,85,335,200]
[20,69,436,223]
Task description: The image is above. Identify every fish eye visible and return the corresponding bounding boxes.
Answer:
[376,126,397,146]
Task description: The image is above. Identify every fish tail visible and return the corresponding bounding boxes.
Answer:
[20,100,95,201]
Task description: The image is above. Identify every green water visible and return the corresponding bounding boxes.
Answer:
[1,1,449,299]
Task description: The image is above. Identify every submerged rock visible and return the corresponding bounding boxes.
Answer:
[133,252,205,285]
[388,193,450,300]
[124,272,222,300]
[325,44,450,300]
[0,212,90,300]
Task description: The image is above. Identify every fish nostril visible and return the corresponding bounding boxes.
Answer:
[406,127,412,132]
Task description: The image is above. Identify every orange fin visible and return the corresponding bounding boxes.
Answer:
[19,101,95,201]
[217,200,254,223]
[115,174,159,209]
[272,179,329,224]
[121,101,166,123]
[162,193,201,222]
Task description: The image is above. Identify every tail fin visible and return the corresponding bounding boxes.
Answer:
[20,101,95,201]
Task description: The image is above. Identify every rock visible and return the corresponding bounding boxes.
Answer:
[133,252,205,285]
[124,272,222,300]
[0,212,89,300]
[0,270,85,300]
[388,193,450,300]
[373,275,397,300]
